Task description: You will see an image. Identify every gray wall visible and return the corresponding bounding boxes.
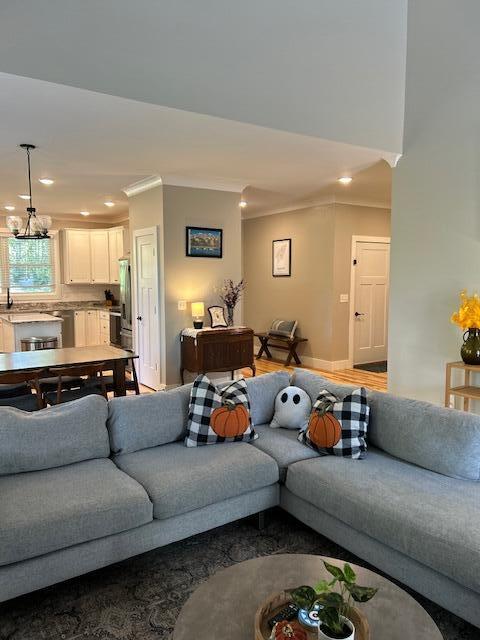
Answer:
[389,0,480,403]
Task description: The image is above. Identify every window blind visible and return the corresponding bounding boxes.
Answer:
[0,235,56,294]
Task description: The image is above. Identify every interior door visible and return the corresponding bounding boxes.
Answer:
[353,241,390,365]
[134,229,160,389]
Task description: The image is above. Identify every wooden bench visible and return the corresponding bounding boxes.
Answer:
[254,332,308,366]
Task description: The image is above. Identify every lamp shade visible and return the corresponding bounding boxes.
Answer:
[191,301,205,318]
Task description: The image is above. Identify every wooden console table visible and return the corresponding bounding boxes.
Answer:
[180,327,255,384]
[445,361,480,411]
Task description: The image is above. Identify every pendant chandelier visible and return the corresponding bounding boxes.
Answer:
[6,144,52,239]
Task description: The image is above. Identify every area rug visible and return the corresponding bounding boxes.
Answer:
[0,510,475,640]
[354,361,388,373]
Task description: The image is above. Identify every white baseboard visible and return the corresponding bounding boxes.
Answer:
[266,348,352,372]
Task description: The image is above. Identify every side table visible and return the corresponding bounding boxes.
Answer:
[445,361,480,411]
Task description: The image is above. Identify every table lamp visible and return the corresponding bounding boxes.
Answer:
[191,301,205,329]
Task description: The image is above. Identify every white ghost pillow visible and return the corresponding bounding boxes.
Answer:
[270,386,312,430]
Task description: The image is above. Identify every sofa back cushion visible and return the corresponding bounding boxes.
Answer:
[368,391,480,480]
[292,368,356,403]
[0,395,109,475]
[245,370,291,425]
[108,384,192,454]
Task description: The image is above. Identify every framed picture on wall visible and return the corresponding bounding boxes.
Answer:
[186,226,223,258]
[272,238,291,277]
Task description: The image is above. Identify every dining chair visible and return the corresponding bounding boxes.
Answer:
[103,358,140,395]
[43,363,108,405]
[0,370,47,410]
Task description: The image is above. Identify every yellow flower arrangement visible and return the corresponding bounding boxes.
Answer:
[451,290,480,330]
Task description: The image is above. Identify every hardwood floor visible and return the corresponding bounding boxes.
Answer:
[242,357,387,392]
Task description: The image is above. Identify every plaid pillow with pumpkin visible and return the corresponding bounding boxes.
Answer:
[185,375,257,446]
[298,387,369,458]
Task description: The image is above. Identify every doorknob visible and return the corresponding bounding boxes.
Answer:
[137,316,142,321]
[354,312,365,317]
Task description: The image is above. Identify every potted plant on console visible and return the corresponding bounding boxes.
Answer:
[291,561,378,640]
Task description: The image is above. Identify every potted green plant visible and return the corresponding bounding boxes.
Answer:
[291,561,378,640]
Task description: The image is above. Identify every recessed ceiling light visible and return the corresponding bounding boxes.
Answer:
[38,177,54,185]
[239,200,247,208]
[104,201,115,207]
[18,194,30,200]
[4,205,15,211]
[338,176,353,185]
[80,211,90,217]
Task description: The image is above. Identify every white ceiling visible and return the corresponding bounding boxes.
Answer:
[0,73,394,219]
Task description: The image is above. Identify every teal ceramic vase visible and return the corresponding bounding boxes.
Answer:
[461,328,480,364]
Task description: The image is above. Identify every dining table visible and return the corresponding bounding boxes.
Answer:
[0,345,138,396]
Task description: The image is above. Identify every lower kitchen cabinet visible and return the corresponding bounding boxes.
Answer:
[74,310,102,347]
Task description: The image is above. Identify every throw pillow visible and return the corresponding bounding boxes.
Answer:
[270,386,312,430]
[298,387,369,459]
[185,375,257,446]
[269,319,298,339]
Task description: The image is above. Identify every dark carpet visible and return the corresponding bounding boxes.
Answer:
[354,361,388,373]
[0,509,476,640]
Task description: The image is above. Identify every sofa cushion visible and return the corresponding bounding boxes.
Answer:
[245,370,291,425]
[114,441,279,519]
[252,424,319,482]
[292,369,356,403]
[0,395,110,476]
[286,450,480,593]
[0,458,153,566]
[108,384,192,454]
[368,391,480,480]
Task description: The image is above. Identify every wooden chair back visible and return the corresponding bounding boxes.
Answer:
[48,362,108,404]
[0,369,47,409]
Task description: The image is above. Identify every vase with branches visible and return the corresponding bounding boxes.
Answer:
[217,279,246,326]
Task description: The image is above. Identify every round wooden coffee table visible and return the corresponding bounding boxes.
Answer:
[173,554,443,640]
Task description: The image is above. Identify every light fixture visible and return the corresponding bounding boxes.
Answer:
[18,194,30,200]
[191,301,205,329]
[104,201,115,207]
[239,200,247,208]
[38,177,54,185]
[4,205,15,211]
[338,176,353,185]
[7,144,52,239]
[80,211,90,217]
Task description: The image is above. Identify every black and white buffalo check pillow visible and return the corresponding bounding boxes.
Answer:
[298,387,369,459]
[185,375,257,447]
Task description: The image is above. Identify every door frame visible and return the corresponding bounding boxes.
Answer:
[348,235,391,367]
[132,226,165,390]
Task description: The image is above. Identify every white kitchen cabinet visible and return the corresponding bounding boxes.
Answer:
[74,310,87,347]
[99,310,110,345]
[90,231,110,284]
[108,227,124,284]
[86,310,101,346]
[62,230,91,284]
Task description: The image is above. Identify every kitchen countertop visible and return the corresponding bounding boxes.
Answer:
[0,313,63,324]
[0,302,120,314]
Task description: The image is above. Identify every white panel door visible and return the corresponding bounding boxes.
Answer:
[90,230,110,284]
[353,241,390,365]
[135,230,160,389]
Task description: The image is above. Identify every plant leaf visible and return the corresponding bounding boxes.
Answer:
[343,563,356,584]
[314,579,331,594]
[290,585,317,610]
[323,561,345,581]
[314,592,344,608]
[319,607,344,635]
[346,584,379,603]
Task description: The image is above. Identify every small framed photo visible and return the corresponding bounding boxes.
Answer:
[272,239,291,277]
[186,226,223,258]
[208,305,228,328]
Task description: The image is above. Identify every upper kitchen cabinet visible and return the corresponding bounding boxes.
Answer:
[61,229,92,283]
[90,230,110,284]
[108,227,124,284]
[61,227,125,284]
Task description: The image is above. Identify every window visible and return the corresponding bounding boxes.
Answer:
[0,235,57,295]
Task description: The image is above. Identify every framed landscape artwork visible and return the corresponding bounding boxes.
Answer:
[186,226,223,258]
[272,238,291,277]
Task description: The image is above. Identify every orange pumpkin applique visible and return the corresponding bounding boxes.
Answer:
[308,400,342,448]
[210,400,250,437]
[272,620,307,640]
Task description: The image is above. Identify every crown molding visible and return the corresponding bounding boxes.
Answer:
[242,195,390,220]
[122,175,163,197]
[161,175,246,193]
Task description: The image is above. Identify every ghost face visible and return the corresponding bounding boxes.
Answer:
[270,386,312,430]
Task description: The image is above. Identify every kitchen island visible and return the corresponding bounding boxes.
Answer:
[0,313,63,352]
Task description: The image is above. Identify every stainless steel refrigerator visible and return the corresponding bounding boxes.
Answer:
[119,257,133,350]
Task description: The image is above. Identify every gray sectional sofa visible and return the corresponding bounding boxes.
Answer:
[1,369,479,629]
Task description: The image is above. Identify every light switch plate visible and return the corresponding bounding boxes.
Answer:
[340,294,349,303]
[178,300,187,311]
